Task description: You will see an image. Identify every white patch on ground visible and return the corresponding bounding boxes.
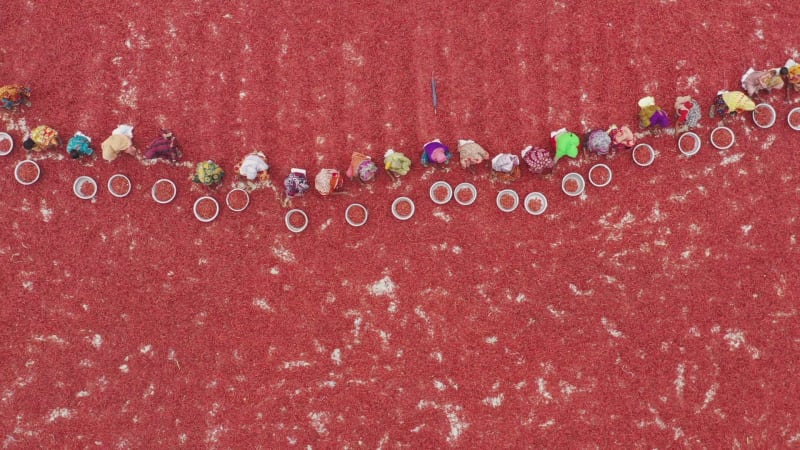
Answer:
[648,202,664,222]
[319,218,332,231]
[272,245,296,263]
[433,380,447,391]
[142,383,155,398]
[741,224,752,236]
[675,363,685,399]
[205,425,225,444]
[482,393,504,408]
[367,276,396,297]
[40,199,53,222]
[754,29,764,40]
[139,344,152,355]
[76,391,90,398]
[559,381,576,397]
[308,411,330,436]
[761,134,776,150]
[342,42,365,66]
[677,74,700,93]
[46,408,75,423]
[723,329,761,359]
[547,305,565,318]
[601,317,624,338]
[537,378,553,401]
[698,382,718,411]
[2,116,27,132]
[91,334,103,350]
[22,281,33,291]
[484,336,497,344]
[33,335,66,345]
[118,80,138,108]
[415,306,434,336]
[253,298,273,312]
[433,210,452,222]
[444,404,468,443]
[330,348,342,365]
[387,301,398,313]
[598,210,636,241]
[282,360,311,369]
[569,283,593,296]
[119,364,129,373]
[720,153,744,166]
[723,329,746,350]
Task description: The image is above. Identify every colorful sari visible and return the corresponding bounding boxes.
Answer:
[29,125,59,151]
[284,169,310,197]
[192,160,225,186]
[0,84,31,110]
[346,152,377,182]
[384,150,411,176]
[521,146,555,174]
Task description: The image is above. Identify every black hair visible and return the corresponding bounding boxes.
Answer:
[780,67,789,76]
[69,150,80,159]
[22,139,35,150]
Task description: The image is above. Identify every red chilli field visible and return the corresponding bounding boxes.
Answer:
[2,1,800,447]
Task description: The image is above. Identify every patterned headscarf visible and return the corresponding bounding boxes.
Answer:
[284,170,310,197]
[314,168,342,196]
[520,145,555,174]
[585,130,611,155]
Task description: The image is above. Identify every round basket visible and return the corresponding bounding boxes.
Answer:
[73,176,97,200]
[561,173,585,197]
[151,179,177,204]
[751,103,776,129]
[345,203,369,227]
[193,196,220,222]
[391,197,415,220]
[285,209,309,232]
[588,164,612,187]
[108,174,132,198]
[710,126,735,150]
[225,188,250,212]
[632,144,655,167]
[453,182,477,206]
[523,192,547,215]
[496,189,519,212]
[14,160,40,185]
[429,181,453,205]
[0,132,13,156]
[678,132,702,156]
[788,107,800,131]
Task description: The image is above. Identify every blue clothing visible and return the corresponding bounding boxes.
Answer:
[67,134,93,156]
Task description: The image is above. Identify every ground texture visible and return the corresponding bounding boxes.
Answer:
[2,0,800,448]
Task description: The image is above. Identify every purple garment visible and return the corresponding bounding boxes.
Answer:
[284,173,310,197]
[650,110,671,128]
[144,133,180,161]
[585,130,611,155]
[421,140,451,166]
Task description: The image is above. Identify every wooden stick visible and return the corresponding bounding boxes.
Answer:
[431,76,438,114]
